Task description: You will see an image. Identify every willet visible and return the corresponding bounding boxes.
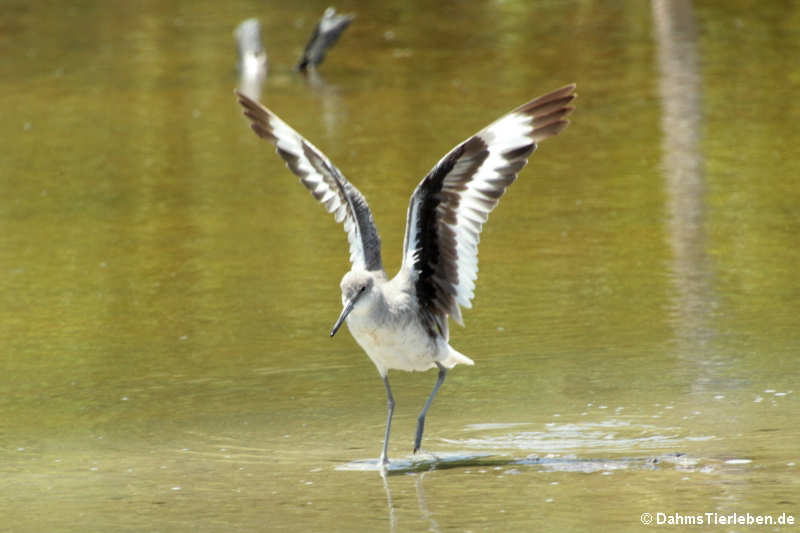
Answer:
[296,7,354,72]
[236,84,576,466]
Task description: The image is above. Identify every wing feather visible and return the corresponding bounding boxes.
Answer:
[401,84,576,335]
[236,91,383,271]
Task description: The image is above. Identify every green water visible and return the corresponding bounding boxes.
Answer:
[1,0,799,531]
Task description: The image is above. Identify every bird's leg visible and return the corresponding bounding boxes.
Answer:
[413,362,447,454]
[380,374,395,466]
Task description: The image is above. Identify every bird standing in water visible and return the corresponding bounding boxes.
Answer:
[236,84,576,466]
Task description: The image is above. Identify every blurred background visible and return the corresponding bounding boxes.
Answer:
[1,0,798,531]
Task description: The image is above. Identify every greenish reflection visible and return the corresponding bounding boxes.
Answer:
[1,1,798,531]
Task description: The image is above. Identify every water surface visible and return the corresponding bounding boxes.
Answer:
[1,0,799,531]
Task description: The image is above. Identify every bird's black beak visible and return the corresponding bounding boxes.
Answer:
[330,289,364,337]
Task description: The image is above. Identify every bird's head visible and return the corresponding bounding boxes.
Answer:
[330,270,375,337]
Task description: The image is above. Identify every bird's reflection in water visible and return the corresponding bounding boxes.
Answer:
[345,451,697,532]
[379,469,398,532]
[380,470,441,533]
[341,453,498,532]
[298,68,350,144]
[350,453,515,533]
[413,473,440,533]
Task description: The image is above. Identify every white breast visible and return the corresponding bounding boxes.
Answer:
[345,305,440,375]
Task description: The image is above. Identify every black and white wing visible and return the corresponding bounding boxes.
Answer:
[401,84,576,336]
[236,91,383,272]
[296,7,354,72]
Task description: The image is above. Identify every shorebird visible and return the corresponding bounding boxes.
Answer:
[296,7,354,72]
[236,84,576,465]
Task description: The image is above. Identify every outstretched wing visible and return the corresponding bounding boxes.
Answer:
[401,84,576,335]
[236,91,383,272]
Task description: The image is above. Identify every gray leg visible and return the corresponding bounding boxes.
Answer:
[380,375,395,465]
[413,362,447,453]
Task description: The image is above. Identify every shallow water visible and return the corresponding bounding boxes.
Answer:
[2,0,799,531]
